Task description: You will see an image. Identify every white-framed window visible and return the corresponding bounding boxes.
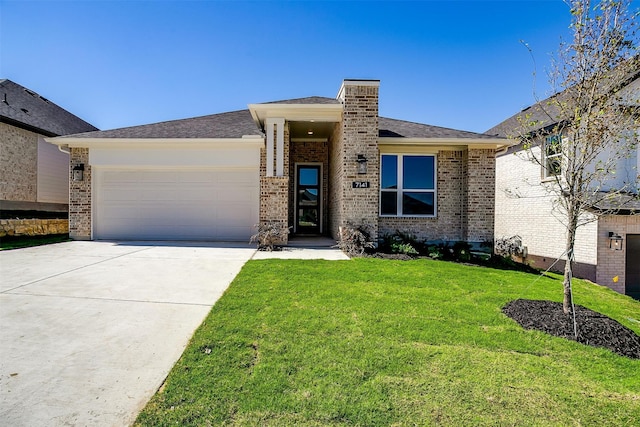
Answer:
[543,135,562,178]
[380,154,436,217]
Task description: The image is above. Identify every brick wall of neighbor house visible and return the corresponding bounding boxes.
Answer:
[289,140,329,233]
[379,150,466,241]
[336,81,380,241]
[259,122,290,244]
[596,215,640,294]
[69,148,91,240]
[0,122,38,202]
[328,122,344,239]
[495,146,598,271]
[466,148,495,242]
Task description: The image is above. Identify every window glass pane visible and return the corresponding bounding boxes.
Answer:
[299,167,318,186]
[546,157,562,176]
[299,188,318,206]
[381,155,397,189]
[403,192,434,215]
[545,135,562,156]
[403,156,434,189]
[381,191,397,215]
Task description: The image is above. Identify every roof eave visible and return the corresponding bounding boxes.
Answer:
[45,135,264,149]
[378,137,514,150]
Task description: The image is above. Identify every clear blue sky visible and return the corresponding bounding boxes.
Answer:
[1,0,621,133]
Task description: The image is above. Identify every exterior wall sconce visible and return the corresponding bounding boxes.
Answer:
[608,232,623,251]
[357,154,368,174]
[73,163,84,181]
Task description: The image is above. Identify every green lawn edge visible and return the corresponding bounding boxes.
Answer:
[135,258,640,426]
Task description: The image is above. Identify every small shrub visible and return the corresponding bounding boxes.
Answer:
[426,244,444,260]
[453,241,472,262]
[250,222,290,251]
[390,242,419,256]
[337,222,375,256]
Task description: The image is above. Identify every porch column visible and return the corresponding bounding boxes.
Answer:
[265,118,285,177]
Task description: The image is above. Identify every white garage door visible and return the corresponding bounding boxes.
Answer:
[95,168,259,241]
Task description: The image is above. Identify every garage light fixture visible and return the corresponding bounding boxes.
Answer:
[73,163,84,181]
[608,232,623,251]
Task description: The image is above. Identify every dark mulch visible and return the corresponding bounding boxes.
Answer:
[503,299,640,359]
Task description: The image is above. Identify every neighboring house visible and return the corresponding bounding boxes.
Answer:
[487,66,640,300]
[0,79,98,217]
[48,79,508,249]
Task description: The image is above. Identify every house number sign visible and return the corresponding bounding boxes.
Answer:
[352,181,370,188]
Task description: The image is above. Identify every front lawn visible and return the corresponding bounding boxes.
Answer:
[135,258,640,426]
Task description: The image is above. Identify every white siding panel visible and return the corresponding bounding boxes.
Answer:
[37,137,69,203]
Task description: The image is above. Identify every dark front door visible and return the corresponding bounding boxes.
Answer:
[296,165,321,234]
[625,234,640,300]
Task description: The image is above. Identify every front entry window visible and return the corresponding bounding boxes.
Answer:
[296,165,321,234]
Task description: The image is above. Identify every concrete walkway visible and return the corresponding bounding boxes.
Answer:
[0,241,256,426]
[251,237,350,261]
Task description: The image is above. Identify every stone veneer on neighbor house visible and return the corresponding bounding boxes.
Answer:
[0,122,38,203]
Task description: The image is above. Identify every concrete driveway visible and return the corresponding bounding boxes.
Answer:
[0,241,256,426]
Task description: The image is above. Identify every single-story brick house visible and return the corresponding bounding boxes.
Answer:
[48,79,508,245]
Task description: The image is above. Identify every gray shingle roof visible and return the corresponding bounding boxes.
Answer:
[0,79,98,136]
[486,56,640,138]
[379,117,501,139]
[65,109,260,139]
[264,96,341,105]
[57,96,501,141]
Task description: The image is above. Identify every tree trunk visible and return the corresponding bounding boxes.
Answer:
[563,205,579,315]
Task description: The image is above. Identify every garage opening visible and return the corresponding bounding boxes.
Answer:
[94,168,259,241]
[625,234,640,300]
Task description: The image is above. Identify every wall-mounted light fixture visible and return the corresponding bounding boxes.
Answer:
[73,163,84,182]
[608,232,623,251]
[357,154,368,174]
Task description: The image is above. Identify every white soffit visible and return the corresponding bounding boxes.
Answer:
[248,104,343,128]
[378,137,514,150]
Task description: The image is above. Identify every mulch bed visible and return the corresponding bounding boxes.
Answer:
[503,299,640,359]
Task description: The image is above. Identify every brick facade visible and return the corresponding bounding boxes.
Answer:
[334,81,380,241]
[380,150,466,241]
[596,215,640,295]
[69,148,91,240]
[328,122,344,239]
[466,148,495,242]
[495,147,598,267]
[0,122,38,202]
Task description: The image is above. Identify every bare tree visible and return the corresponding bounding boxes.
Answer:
[518,0,639,314]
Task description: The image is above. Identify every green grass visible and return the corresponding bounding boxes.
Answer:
[135,258,640,426]
[0,234,70,250]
